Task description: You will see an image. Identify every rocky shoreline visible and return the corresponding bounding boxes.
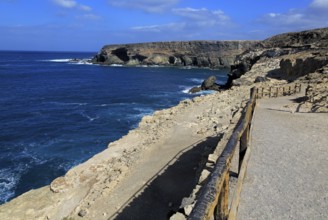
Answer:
[91,41,261,68]
[0,27,327,220]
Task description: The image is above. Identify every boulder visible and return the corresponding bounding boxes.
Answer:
[201,76,217,90]
[232,78,253,86]
[189,87,201,94]
[254,76,269,83]
[170,212,186,220]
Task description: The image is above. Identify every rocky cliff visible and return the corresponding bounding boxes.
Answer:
[226,27,328,112]
[228,27,328,88]
[262,28,328,48]
[91,41,261,68]
[1,27,327,220]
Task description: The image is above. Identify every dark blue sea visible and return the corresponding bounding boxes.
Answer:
[0,51,228,204]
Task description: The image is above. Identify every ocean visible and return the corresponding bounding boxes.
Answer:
[0,51,228,204]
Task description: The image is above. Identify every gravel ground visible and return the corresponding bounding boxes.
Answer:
[237,93,328,220]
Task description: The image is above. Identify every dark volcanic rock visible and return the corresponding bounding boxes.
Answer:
[92,41,261,68]
[188,76,222,93]
[189,87,201,94]
[254,76,269,83]
[92,27,328,90]
[224,28,328,88]
[262,28,328,48]
[201,76,217,90]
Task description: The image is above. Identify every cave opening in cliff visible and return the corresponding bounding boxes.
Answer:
[111,48,130,62]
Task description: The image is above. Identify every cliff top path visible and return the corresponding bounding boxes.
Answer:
[236,86,328,220]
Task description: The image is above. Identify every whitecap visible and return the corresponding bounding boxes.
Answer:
[181,86,194,94]
[134,107,154,115]
[188,78,204,84]
[45,59,71,62]
[69,59,93,65]
[147,92,172,98]
[110,64,123,67]
[80,111,99,122]
[127,107,154,121]
[47,101,88,106]
[21,146,46,165]
[97,102,137,107]
[0,164,28,204]
[0,170,17,203]
[180,86,216,95]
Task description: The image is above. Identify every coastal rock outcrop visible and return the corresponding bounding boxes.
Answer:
[188,76,222,93]
[91,41,261,68]
[262,28,328,48]
[280,53,328,79]
[297,64,328,112]
[226,28,328,87]
[201,76,217,90]
[1,27,328,220]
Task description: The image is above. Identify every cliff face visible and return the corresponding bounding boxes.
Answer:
[262,27,328,48]
[91,41,261,68]
[1,27,327,220]
[228,28,328,87]
[227,27,328,112]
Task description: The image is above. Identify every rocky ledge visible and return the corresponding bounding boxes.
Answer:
[225,27,328,112]
[91,41,261,68]
[0,28,327,220]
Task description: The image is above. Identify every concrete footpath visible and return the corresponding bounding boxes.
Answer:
[237,92,328,219]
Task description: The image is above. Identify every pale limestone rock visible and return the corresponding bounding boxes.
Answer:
[199,169,211,184]
[170,212,186,220]
[184,204,194,216]
[208,154,218,163]
[50,177,71,193]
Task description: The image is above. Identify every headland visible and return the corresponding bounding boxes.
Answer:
[0,27,327,220]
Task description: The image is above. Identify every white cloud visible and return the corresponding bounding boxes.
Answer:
[78,13,101,20]
[53,0,77,8]
[259,0,328,31]
[172,7,230,27]
[132,7,231,33]
[310,0,328,9]
[132,25,162,32]
[131,23,185,32]
[261,11,306,26]
[108,0,179,13]
[53,0,92,11]
[52,0,97,20]
[79,5,92,11]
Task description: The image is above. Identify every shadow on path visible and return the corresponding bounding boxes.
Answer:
[111,135,221,220]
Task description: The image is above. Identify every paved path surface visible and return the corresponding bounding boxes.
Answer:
[237,92,328,220]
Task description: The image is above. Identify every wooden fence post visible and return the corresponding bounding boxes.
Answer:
[239,124,249,173]
[215,173,229,220]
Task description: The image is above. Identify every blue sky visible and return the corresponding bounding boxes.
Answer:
[0,0,327,51]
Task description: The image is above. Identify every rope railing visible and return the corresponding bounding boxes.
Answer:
[188,83,302,220]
